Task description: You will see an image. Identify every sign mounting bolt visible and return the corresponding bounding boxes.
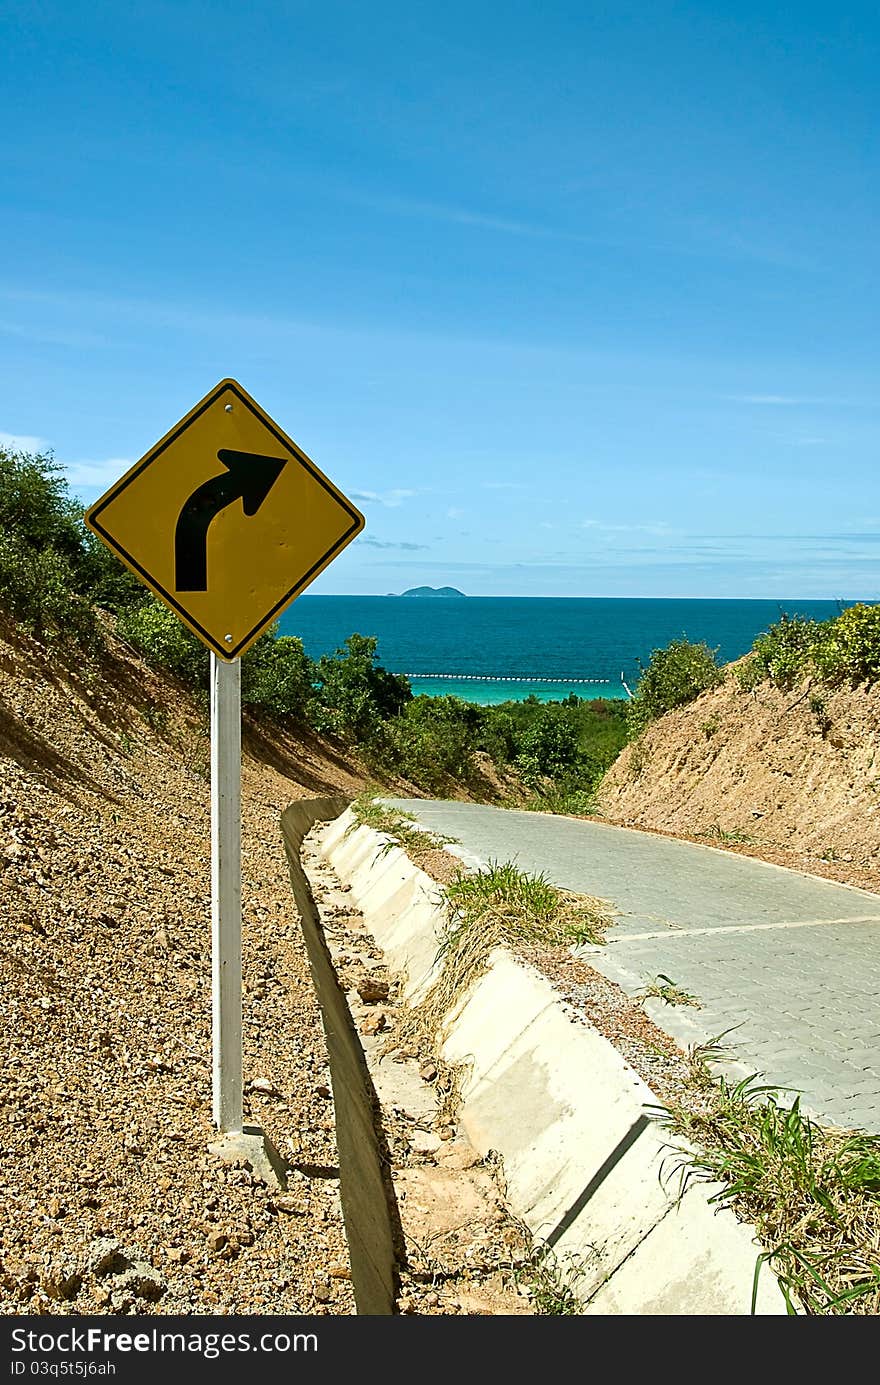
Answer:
[224,403,233,412]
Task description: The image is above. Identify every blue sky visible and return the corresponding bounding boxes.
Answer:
[2,1,879,598]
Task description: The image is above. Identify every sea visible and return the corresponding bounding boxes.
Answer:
[278,596,863,705]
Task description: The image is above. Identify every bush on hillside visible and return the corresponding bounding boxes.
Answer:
[734,605,880,692]
[375,695,481,791]
[117,599,210,686]
[0,446,88,566]
[0,446,99,643]
[311,633,411,740]
[627,638,722,737]
[515,707,581,785]
[475,709,518,764]
[80,530,146,613]
[240,627,315,719]
[0,533,98,646]
[811,603,880,685]
[742,614,822,689]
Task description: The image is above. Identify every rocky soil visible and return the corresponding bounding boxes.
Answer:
[0,613,529,1317]
[597,670,880,894]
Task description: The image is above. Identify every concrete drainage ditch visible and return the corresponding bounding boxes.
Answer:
[287,798,786,1315]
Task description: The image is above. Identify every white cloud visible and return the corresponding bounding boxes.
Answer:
[0,431,49,452]
[0,434,135,497]
[723,394,843,406]
[582,519,673,535]
[733,395,802,405]
[63,459,133,492]
[358,537,427,551]
[350,488,417,508]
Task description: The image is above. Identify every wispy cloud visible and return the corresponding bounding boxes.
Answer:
[0,430,49,452]
[724,394,813,406]
[357,537,427,551]
[350,488,417,508]
[582,519,674,535]
[0,319,106,350]
[63,459,133,492]
[724,394,850,407]
[346,190,589,244]
[346,191,817,271]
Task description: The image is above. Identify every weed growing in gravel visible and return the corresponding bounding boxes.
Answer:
[699,822,758,846]
[391,860,612,1071]
[658,1074,880,1314]
[684,1028,742,1088]
[349,790,453,856]
[514,1242,591,1314]
[445,861,610,950]
[634,973,701,1009]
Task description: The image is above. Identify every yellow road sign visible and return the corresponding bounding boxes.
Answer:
[84,378,365,659]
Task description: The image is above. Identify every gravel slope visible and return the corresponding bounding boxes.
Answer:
[0,613,368,1316]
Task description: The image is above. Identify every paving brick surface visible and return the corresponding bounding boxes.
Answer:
[391,800,880,1132]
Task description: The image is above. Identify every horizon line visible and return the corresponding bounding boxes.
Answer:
[301,592,874,602]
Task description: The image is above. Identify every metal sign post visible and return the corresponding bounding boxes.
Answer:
[210,652,242,1132]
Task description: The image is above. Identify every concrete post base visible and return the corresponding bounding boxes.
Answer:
[207,1125,288,1190]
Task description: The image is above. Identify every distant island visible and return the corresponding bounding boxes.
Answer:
[398,586,467,598]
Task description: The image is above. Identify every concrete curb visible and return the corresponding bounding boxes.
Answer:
[281,796,399,1316]
[320,808,787,1316]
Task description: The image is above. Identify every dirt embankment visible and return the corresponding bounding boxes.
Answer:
[0,608,532,1318]
[0,611,386,1317]
[597,670,880,894]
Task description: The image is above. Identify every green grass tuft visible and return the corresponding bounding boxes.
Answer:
[659,1075,880,1314]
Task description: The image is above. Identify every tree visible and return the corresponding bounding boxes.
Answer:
[312,634,411,738]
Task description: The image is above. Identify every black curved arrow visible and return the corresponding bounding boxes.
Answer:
[175,449,286,592]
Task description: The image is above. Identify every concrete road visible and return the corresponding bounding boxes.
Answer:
[387,799,880,1132]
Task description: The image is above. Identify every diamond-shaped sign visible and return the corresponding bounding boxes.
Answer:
[84,378,364,659]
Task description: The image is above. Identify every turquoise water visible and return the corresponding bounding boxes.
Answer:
[279,596,863,704]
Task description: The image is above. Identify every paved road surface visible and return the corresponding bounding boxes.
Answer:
[388,799,880,1132]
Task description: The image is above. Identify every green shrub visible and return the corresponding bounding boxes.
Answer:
[0,534,97,645]
[477,698,628,768]
[733,655,764,691]
[117,599,209,686]
[375,695,480,792]
[240,626,315,719]
[475,709,518,763]
[79,531,146,613]
[748,615,822,689]
[311,633,411,740]
[812,604,880,684]
[515,709,581,786]
[627,639,722,736]
[0,446,99,644]
[0,446,88,570]
[525,771,599,817]
[734,605,880,692]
